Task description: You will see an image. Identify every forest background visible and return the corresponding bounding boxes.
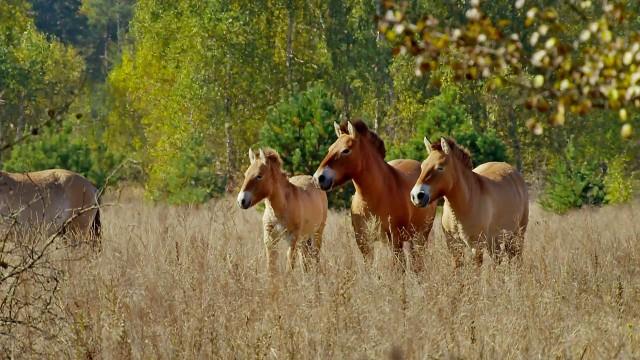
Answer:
[1,0,639,213]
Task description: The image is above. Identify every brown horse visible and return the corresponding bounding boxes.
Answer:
[313,120,437,270]
[237,148,328,273]
[0,169,101,238]
[410,137,529,266]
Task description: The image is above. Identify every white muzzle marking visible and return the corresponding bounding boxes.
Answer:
[410,184,431,207]
[314,166,337,190]
[237,191,253,209]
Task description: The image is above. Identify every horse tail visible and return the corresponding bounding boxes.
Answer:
[91,205,102,240]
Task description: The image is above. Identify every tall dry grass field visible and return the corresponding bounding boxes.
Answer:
[2,194,640,359]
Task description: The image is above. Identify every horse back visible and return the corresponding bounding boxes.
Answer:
[387,159,422,183]
[473,162,527,196]
[473,162,528,232]
[1,169,100,234]
[288,175,328,218]
[288,174,318,190]
[41,169,99,207]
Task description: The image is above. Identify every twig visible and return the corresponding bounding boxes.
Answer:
[0,98,75,153]
[0,203,111,284]
[96,158,140,200]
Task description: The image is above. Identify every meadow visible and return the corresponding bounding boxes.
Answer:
[3,1,640,359]
[3,190,639,359]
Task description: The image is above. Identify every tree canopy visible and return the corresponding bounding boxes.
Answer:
[378,0,640,137]
[0,0,637,212]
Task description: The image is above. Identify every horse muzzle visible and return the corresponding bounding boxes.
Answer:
[313,167,335,191]
[237,191,253,209]
[410,185,431,208]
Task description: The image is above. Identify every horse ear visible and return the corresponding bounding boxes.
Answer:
[440,138,451,155]
[259,149,267,163]
[334,122,342,138]
[347,121,358,138]
[424,137,432,154]
[249,148,256,164]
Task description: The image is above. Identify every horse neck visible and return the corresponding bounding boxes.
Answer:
[265,170,293,217]
[351,148,395,199]
[445,158,480,216]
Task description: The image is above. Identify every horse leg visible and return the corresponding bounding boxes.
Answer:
[286,233,300,272]
[389,228,409,272]
[485,233,503,266]
[512,236,524,266]
[312,224,323,264]
[407,244,425,273]
[352,213,373,266]
[505,230,525,265]
[300,237,313,272]
[265,245,278,275]
[409,227,430,273]
[356,231,373,266]
[445,233,464,269]
[300,236,320,272]
[472,247,484,267]
[263,231,279,275]
[510,207,529,264]
[301,226,323,272]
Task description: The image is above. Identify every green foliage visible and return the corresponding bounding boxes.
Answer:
[2,118,121,189]
[106,0,280,203]
[5,0,639,210]
[29,0,134,79]
[604,157,634,205]
[260,83,352,208]
[324,0,392,121]
[390,83,508,166]
[79,0,135,78]
[145,128,226,204]
[0,0,84,151]
[539,109,639,213]
[540,142,608,214]
[260,84,338,175]
[29,0,90,45]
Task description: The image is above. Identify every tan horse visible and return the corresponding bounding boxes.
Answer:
[0,169,101,238]
[237,148,328,273]
[313,120,437,270]
[410,137,528,266]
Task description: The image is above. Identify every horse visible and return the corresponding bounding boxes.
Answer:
[0,169,101,239]
[410,137,529,267]
[237,148,328,273]
[313,120,437,271]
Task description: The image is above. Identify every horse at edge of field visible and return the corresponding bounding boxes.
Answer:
[0,169,101,241]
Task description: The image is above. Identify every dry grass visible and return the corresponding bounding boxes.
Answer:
[2,194,640,359]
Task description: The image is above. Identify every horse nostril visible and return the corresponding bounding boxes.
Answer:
[417,192,425,200]
[318,174,326,183]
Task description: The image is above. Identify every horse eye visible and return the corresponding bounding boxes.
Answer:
[256,175,263,180]
[437,166,445,171]
[341,148,351,155]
